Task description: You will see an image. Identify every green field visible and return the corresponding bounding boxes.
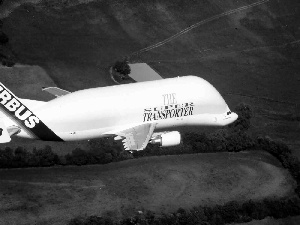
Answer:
[0,151,296,225]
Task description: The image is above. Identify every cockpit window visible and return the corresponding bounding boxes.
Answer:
[227,111,232,115]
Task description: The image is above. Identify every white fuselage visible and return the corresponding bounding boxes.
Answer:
[1,76,237,141]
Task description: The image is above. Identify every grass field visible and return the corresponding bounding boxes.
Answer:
[0,151,296,225]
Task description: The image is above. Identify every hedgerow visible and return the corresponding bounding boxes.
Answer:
[0,145,60,168]
[68,197,300,225]
[0,139,133,168]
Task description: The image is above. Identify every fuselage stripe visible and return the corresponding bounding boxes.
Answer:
[0,83,64,142]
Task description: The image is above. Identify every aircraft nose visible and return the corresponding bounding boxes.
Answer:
[232,112,238,123]
[225,112,238,125]
[231,112,238,121]
[217,111,238,126]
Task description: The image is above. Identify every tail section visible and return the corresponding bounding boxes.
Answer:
[0,82,64,142]
[0,120,11,143]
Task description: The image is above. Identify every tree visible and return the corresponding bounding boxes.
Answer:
[0,147,14,168]
[0,31,8,44]
[113,60,131,77]
[13,147,30,167]
[68,148,89,166]
[33,145,60,166]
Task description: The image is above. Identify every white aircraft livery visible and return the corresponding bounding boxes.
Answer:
[0,76,238,150]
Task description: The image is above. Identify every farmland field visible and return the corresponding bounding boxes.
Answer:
[0,151,295,225]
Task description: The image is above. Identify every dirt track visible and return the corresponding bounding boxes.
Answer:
[0,151,295,225]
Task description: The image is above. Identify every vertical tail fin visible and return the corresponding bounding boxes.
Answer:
[0,82,64,142]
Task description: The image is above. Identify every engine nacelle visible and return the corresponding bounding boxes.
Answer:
[150,131,181,147]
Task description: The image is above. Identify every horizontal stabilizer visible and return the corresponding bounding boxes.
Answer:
[0,120,11,143]
[42,87,70,97]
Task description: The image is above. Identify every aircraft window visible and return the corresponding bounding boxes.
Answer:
[227,111,232,115]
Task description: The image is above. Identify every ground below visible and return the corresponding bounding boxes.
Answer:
[0,151,295,225]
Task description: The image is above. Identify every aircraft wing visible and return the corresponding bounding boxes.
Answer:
[111,123,157,151]
[42,87,71,97]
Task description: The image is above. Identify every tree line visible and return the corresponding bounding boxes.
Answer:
[69,196,300,225]
[0,139,132,168]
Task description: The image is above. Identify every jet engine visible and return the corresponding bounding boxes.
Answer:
[150,131,181,147]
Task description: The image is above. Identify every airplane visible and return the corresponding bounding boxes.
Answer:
[0,76,238,151]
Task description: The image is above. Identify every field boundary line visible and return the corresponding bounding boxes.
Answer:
[130,0,270,56]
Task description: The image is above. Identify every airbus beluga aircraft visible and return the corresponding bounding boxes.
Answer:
[0,76,238,151]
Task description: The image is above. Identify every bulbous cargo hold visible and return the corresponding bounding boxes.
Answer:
[0,76,237,150]
[33,75,236,136]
